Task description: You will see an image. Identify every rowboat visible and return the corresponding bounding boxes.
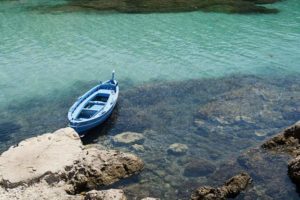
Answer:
[68,71,119,135]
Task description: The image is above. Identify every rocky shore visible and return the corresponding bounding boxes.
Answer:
[1,75,300,199]
[1,121,300,200]
[0,128,144,199]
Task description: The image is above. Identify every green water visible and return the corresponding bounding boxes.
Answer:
[0,0,300,109]
[1,0,300,199]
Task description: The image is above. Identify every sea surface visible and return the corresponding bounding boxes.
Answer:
[0,0,300,199]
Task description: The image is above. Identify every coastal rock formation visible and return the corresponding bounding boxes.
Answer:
[0,127,82,187]
[167,143,188,155]
[0,128,144,199]
[191,172,252,200]
[112,132,145,145]
[262,121,300,156]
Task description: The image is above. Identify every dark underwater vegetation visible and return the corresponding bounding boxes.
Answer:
[29,0,279,14]
[0,74,300,199]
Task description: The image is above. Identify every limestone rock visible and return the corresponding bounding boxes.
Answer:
[0,127,82,187]
[0,183,127,200]
[141,198,160,200]
[167,143,188,155]
[113,132,145,145]
[85,189,127,200]
[191,172,252,200]
[0,128,144,199]
[66,148,144,194]
[184,159,216,177]
[0,181,80,200]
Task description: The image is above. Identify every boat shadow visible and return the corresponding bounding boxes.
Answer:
[80,104,120,145]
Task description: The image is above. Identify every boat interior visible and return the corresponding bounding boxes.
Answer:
[77,93,110,119]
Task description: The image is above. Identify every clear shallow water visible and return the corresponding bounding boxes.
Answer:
[0,0,300,199]
[0,0,300,109]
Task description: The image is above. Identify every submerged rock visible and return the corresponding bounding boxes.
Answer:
[132,144,145,152]
[0,128,144,199]
[193,81,300,156]
[191,172,252,200]
[113,132,145,145]
[184,159,216,177]
[195,85,283,135]
[34,0,279,14]
[167,143,188,155]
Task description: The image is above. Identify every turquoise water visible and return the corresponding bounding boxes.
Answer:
[0,0,300,109]
[1,0,300,199]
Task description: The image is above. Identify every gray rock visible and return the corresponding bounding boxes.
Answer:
[112,132,145,145]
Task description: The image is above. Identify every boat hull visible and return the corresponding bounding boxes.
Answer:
[67,75,119,136]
